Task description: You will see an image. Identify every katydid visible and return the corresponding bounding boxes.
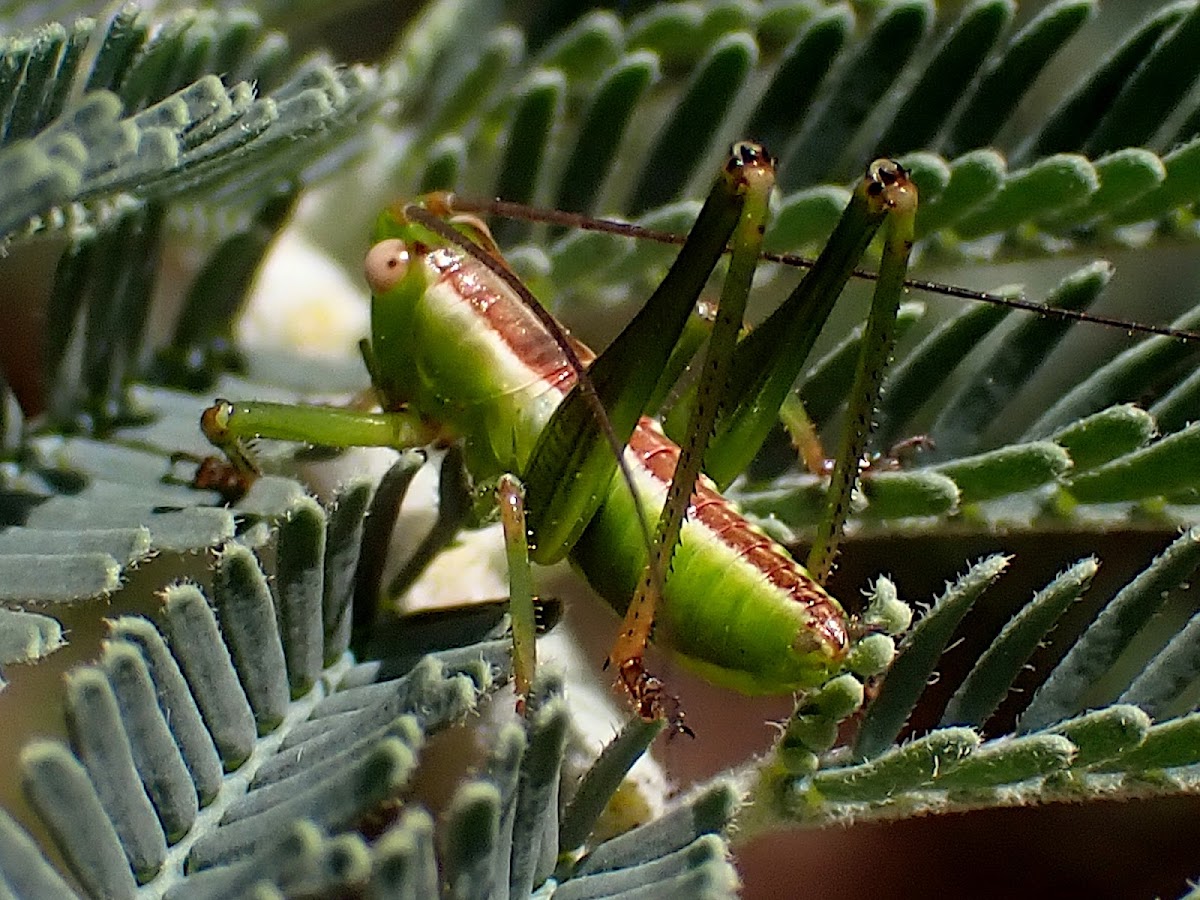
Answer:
[194,143,1175,722]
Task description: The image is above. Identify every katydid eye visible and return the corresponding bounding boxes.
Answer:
[365,239,410,293]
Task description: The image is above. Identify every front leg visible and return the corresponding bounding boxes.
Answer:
[196,398,440,500]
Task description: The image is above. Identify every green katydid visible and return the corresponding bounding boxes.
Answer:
[193,143,1193,724]
[196,142,915,724]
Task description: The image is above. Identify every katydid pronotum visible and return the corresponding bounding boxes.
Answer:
[195,143,1199,729]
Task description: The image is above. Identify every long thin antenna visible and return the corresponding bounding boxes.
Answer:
[448,197,1200,344]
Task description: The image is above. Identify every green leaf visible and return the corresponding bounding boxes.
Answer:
[744,6,851,154]
[927,261,1114,458]
[1051,404,1157,472]
[1084,1,1200,154]
[1019,528,1200,731]
[941,558,1097,727]
[781,0,932,189]
[21,741,135,898]
[1102,711,1200,772]
[944,0,1096,156]
[1107,134,1200,224]
[1042,148,1165,229]
[1047,705,1150,769]
[554,51,660,215]
[559,715,665,853]
[932,733,1074,790]
[629,31,757,214]
[859,469,960,520]
[856,555,1008,759]
[816,727,980,800]
[1064,422,1200,503]
[873,0,1016,157]
[1117,603,1200,719]
[954,154,1098,238]
[1020,1,1189,159]
[0,607,64,672]
[930,442,1072,504]
[1023,300,1200,438]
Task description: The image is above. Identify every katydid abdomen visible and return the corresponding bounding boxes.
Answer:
[365,221,850,695]
[573,422,849,694]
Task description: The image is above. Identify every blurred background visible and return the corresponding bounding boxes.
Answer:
[1,0,1199,896]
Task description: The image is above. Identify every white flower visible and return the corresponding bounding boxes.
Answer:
[237,231,368,358]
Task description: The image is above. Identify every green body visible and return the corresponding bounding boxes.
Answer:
[205,154,917,696]
[367,211,849,693]
[571,470,846,693]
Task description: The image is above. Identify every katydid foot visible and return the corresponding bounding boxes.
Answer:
[176,399,263,502]
[613,656,694,739]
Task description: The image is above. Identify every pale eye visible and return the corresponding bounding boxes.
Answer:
[364,239,410,294]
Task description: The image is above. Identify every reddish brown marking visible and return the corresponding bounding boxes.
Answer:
[627,421,848,655]
[426,247,593,394]
[423,245,848,656]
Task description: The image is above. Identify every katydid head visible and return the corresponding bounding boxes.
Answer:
[366,208,439,296]
[366,202,503,296]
